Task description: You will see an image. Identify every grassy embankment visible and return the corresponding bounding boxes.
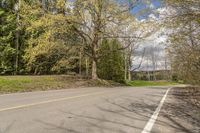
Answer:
[0,75,119,94]
[0,75,180,94]
[126,80,179,86]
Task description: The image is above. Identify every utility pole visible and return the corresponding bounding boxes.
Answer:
[164,48,169,80]
[124,53,127,80]
[147,59,150,81]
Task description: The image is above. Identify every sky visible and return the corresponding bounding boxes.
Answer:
[129,0,170,71]
[132,31,170,71]
[130,0,162,20]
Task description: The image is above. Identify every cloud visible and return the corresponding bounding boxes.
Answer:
[132,29,169,71]
[149,3,155,9]
[148,14,158,20]
[156,7,177,19]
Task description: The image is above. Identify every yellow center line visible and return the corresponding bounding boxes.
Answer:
[0,91,108,112]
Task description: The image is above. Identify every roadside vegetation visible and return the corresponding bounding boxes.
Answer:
[126,80,179,87]
[164,0,200,85]
[0,75,121,94]
[0,75,179,94]
[0,75,180,94]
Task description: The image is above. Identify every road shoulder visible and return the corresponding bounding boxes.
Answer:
[152,86,200,133]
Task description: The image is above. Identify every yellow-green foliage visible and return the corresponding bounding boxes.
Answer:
[21,1,80,74]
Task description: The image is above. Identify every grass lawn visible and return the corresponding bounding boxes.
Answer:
[0,75,120,94]
[0,76,180,94]
[0,75,71,93]
[126,80,179,86]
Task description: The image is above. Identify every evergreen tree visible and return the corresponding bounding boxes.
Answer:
[0,1,17,74]
[98,39,125,82]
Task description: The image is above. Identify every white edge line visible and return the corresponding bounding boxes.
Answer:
[141,87,171,133]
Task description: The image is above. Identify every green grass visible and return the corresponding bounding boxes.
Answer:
[0,76,63,93]
[0,75,121,94]
[0,75,79,94]
[0,76,180,94]
[126,80,179,87]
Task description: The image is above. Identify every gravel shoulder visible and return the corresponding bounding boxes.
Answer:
[152,86,200,133]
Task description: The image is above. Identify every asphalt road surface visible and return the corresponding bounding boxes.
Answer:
[0,86,188,133]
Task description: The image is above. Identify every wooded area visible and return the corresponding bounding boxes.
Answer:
[0,0,199,84]
[165,0,200,85]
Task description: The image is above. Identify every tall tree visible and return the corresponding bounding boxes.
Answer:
[98,39,124,82]
[62,0,131,79]
[0,0,17,74]
[20,0,81,74]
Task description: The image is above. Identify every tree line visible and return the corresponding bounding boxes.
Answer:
[1,0,152,82]
[164,0,200,85]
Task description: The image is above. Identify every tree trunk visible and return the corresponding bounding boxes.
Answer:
[128,70,131,80]
[85,58,89,78]
[92,59,98,80]
[42,0,46,9]
[128,54,132,81]
[34,66,38,75]
[91,32,99,80]
[79,48,82,75]
[15,30,19,75]
[124,54,127,80]
[15,0,20,75]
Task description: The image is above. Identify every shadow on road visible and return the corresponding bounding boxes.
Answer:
[35,87,200,133]
[35,119,81,133]
[0,121,15,133]
[155,87,200,133]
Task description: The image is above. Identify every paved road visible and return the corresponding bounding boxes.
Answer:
[0,86,171,133]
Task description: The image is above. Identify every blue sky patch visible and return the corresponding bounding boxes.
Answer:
[129,0,162,20]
